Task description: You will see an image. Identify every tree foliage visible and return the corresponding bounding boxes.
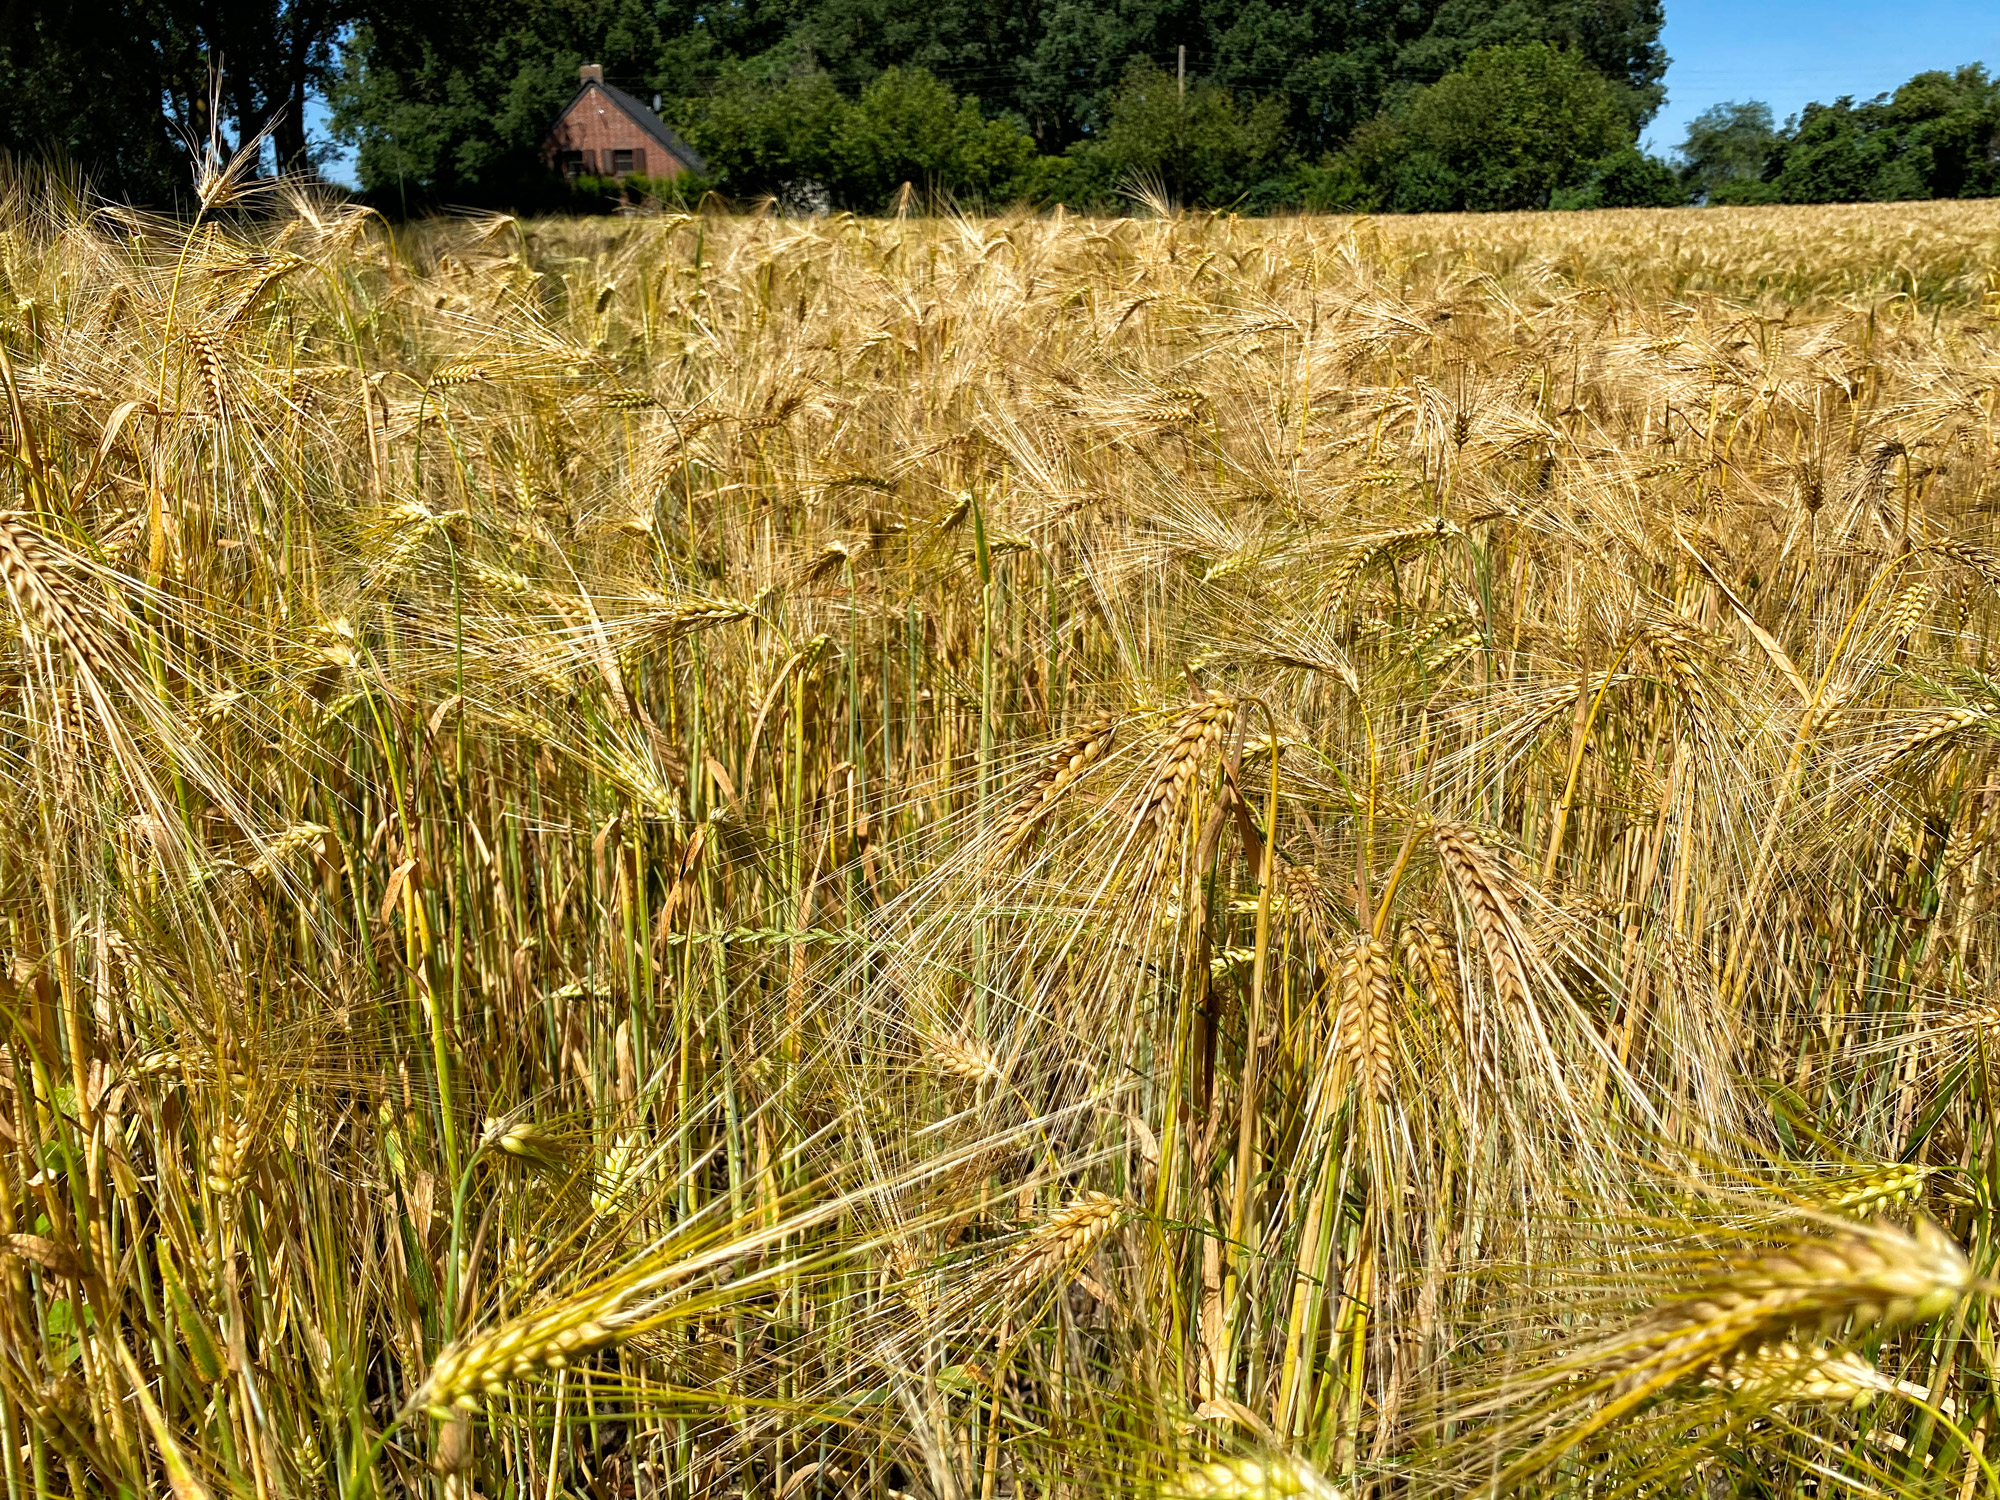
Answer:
[678,64,1040,207]
[1053,62,1291,208]
[1772,67,2000,203]
[1674,68,2000,207]
[13,0,1998,216]
[0,0,348,203]
[1676,101,1777,203]
[1331,42,1635,212]
[328,0,1666,207]
[790,0,1666,154]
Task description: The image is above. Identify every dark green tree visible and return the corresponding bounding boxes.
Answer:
[838,67,1040,206]
[776,0,1045,130]
[1767,67,2000,203]
[1675,100,1777,202]
[178,0,355,173]
[1883,66,2000,198]
[0,3,184,201]
[0,0,350,202]
[1383,0,1664,132]
[1059,60,1289,207]
[0,0,1679,213]
[674,62,1039,209]
[1766,99,1886,203]
[1340,41,1625,211]
[761,0,1665,158]
[328,0,1669,211]
[678,62,849,203]
[1555,141,1683,207]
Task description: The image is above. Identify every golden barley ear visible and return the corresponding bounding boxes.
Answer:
[1489,1216,1971,1489]
[1323,519,1460,622]
[1164,1454,1345,1500]
[0,512,120,683]
[185,328,229,417]
[1399,917,1460,1009]
[1002,1192,1126,1294]
[1882,576,1934,648]
[1638,619,1723,760]
[1129,696,1235,892]
[1704,1340,1925,1409]
[1593,1218,1969,1426]
[1430,821,1535,1018]
[991,710,1120,863]
[925,1033,1004,1085]
[1789,1162,1933,1218]
[1927,536,2000,592]
[1864,704,1994,780]
[414,1291,629,1419]
[1336,936,1396,1105]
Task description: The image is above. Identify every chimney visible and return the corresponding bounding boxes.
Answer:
[580,63,604,85]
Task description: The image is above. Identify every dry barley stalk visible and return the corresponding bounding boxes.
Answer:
[1,1233,83,1280]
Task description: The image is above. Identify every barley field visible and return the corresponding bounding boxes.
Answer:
[2,183,2000,1500]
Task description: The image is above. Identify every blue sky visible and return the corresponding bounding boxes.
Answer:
[307,2,2000,187]
[1646,0,2000,153]
[304,98,356,188]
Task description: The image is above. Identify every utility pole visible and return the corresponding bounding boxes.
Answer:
[1178,44,1186,99]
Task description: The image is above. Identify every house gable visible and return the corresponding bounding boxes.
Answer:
[543,68,707,180]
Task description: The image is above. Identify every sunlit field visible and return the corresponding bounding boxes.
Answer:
[3,184,2000,1499]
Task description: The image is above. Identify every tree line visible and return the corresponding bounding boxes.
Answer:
[1678,70,2000,206]
[0,0,1993,213]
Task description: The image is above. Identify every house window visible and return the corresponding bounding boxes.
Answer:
[557,151,585,179]
[611,148,638,175]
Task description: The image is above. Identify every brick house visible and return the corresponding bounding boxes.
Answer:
[544,65,707,181]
